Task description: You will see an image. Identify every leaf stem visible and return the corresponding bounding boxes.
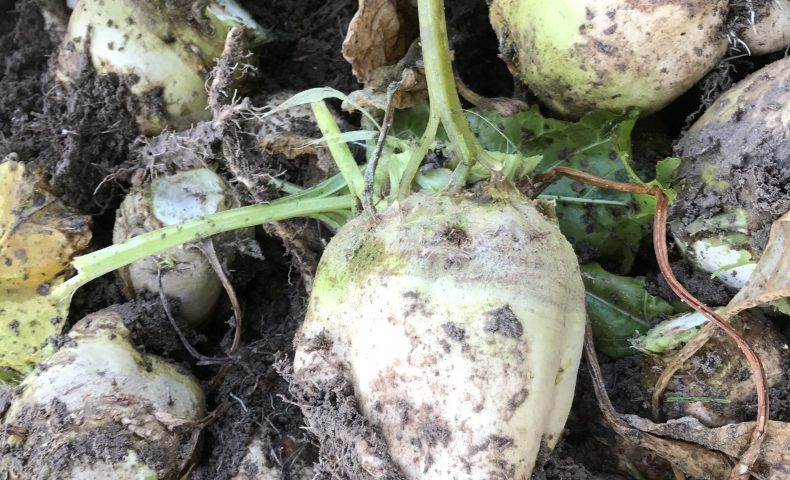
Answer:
[52,195,354,300]
[312,101,365,200]
[397,110,440,198]
[417,0,501,189]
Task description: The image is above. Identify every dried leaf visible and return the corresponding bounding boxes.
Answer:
[342,0,418,83]
[622,415,790,479]
[347,63,427,111]
[587,324,786,480]
[456,74,529,117]
[725,210,790,316]
[256,91,347,179]
[586,324,735,479]
[618,423,734,479]
[0,158,91,377]
[259,131,325,159]
[345,41,427,111]
[645,311,787,426]
[257,93,331,169]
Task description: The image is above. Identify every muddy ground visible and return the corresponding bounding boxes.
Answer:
[0,1,788,479]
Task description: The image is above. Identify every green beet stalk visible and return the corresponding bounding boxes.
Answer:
[414,0,501,191]
[52,194,354,302]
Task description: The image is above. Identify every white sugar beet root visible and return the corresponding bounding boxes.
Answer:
[670,55,790,291]
[293,190,586,478]
[740,0,790,55]
[489,0,729,118]
[1,309,205,479]
[57,0,269,133]
[113,168,245,325]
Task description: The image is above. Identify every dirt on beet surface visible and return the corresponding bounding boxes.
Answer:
[1,1,788,479]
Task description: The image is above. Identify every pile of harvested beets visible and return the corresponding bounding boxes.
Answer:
[1,1,788,479]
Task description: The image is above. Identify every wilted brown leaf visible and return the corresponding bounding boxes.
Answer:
[644,312,786,427]
[255,91,340,179]
[342,0,418,83]
[622,415,790,480]
[587,326,732,478]
[346,59,427,111]
[586,324,787,480]
[726,210,790,316]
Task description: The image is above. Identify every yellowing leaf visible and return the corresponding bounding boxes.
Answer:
[0,290,68,379]
[0,160,91,289]
[0,158,91,377]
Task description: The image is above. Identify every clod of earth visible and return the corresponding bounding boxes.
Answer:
[231,429,316,480]
[294,190,586,479]
[488,0,729,118]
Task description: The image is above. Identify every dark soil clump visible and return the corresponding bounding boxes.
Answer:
[0,1,58,142]
[187,237,316,480]
[534,442,594,480]
[1,2,141,215]
[246,0,360,97]
[646,258,737,308]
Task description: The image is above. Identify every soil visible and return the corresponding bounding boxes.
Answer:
[0,1,788,480]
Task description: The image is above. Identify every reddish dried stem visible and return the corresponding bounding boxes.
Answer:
[528,166,768,480]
